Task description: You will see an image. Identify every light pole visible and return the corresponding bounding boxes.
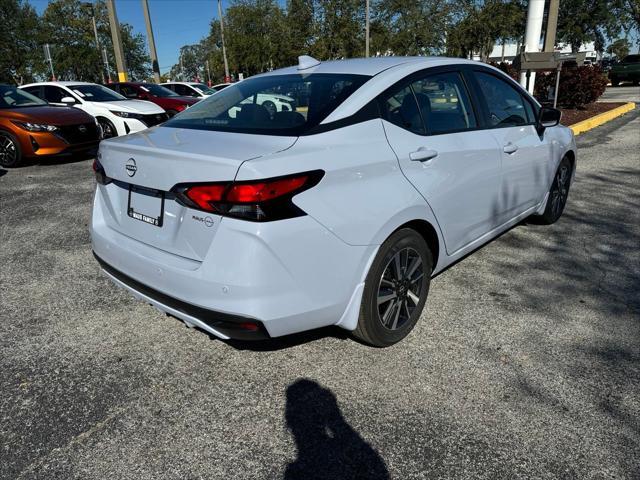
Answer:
[218,0,230,82]
[365,0,370,58]
[519,0,545,93]
[106,0,128,82]
[141,0,161,83]
[82,2,106,83]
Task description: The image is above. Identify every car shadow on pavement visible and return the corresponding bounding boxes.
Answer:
[284,379,389,480]
[0,168,7,177]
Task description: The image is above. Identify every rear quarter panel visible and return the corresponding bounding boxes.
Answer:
[235,119,445,251]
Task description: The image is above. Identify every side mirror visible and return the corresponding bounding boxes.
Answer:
[60,96,76,104]
[538,107,561,129]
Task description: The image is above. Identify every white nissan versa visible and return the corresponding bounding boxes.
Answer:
[91,56,576,347]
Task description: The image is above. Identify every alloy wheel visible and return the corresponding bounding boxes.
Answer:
[377,247,425,330]
[99,120,116,139]
[550,164,570,218]
[0,135,17,167]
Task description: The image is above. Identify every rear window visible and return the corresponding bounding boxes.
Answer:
[164,74,370,136]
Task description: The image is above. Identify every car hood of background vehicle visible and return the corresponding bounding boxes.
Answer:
[99,126,297,189]
[0,105,94,125]
[92,99,165,114]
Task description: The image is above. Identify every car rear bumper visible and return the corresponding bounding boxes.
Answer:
[91,187,374,340]
[94,252,270,340]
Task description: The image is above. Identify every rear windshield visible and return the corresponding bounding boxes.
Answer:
[164,74,370,136]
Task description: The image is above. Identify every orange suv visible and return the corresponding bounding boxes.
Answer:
[0,84,100,167]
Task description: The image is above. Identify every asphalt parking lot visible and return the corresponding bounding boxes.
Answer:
[1,109,639,480]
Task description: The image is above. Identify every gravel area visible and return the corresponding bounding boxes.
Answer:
[1,110,639,480]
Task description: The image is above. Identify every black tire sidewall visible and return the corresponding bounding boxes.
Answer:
[98,118,117,139]
[541,156,572,223]
[0,130,22,168]
[360,229,432,347]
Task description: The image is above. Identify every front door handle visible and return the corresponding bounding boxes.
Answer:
[409,148,438,162]
[503,143,518,154]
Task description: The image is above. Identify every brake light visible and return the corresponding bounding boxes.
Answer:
[174,170,324,222]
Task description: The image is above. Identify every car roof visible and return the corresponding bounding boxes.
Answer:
[259,56,476,77]
[20,81,99,87]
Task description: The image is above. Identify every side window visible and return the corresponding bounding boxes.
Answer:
[522,96,536,123]
[410,72,477,135]
[22,86,42,99]
[175,85,191,96]
[44,86,70,103]
[475,72,530,127]
[119,85,138,98]
[381,85,425,134]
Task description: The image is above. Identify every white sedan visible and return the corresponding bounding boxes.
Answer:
[91,56,576,346]
[20,82,168,138]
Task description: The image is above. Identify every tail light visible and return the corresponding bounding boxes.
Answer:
[173,170,324,222]
[92,158,111,185]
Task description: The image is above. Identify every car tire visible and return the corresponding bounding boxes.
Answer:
[354,228,433,347]
[166,109,178,118]
[534,156,572,225]
[610,76,620,86]
[97,117,117,139]
[0,130,23,168]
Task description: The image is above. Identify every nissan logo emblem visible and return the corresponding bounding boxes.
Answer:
[125,158,137,177]
[78,125,87,133]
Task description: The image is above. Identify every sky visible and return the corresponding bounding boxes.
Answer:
[26,0,227,73]
[25,0,640,71]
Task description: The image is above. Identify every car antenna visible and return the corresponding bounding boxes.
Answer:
[297,55,321,71]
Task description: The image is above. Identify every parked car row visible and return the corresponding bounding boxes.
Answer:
[0,80,233,167]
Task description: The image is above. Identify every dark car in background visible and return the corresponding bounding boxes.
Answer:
[609,55,640,86]
[0,85,99,167]
[106,82,200,117]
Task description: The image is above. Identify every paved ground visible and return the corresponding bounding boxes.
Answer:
[599,85,640,103]
[1,110,639,480]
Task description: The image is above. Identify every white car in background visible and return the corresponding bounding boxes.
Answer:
[160,82,217,98]
[20,82,168,138]
[92,56,576,347]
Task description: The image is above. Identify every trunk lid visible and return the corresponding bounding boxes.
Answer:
[97,126,296,261]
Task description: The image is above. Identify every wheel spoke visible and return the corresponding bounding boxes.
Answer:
[392,253,402,280]
[377,292,397,305]
[381,299,396,325]
[409,271,424,285]
[407,290,420,306]
[380,278,394,288]
[403,300,412,319]
[406,255,422,278]
[390,300,401,329]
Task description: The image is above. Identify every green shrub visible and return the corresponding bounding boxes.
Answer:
[534,66,608,108]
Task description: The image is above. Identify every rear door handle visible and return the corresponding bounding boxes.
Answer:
[503,143,518,154]
[409,148,438,162]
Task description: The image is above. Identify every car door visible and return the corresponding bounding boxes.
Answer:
[381,69,502,255]
[470,70,551,221]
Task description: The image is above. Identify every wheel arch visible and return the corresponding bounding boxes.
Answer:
[392,219,440,270]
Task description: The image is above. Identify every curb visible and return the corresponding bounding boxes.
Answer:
[570,102,636,135]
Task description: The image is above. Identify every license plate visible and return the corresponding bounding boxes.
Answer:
[127,185,164,227]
